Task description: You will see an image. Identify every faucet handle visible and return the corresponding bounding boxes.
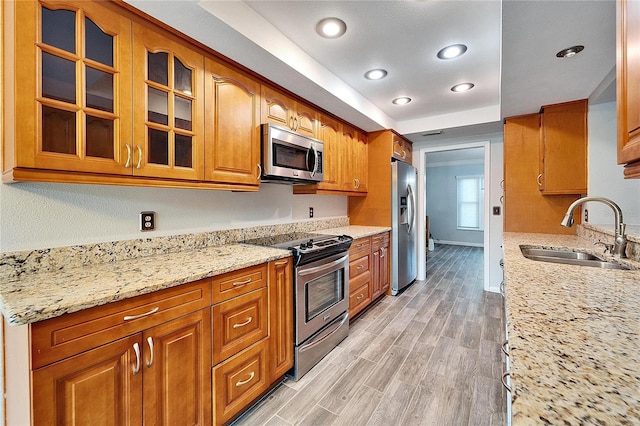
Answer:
[594,241,613,254]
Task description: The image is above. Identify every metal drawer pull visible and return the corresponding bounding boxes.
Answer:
[132,343,141,375]
[502,372,511,393]
[233,278,252,287]
[502,340,509,356]
[357,265,364,270]
[356,294,364,300]
[236,371,255,387]
[124,307,159,321]
[274,260,288,266]
[146,337,154,368]
[256,164,262,180]
[536,173,543,186]
[233,317,253,328]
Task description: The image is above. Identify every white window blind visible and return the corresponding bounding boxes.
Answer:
[457,175,484,230]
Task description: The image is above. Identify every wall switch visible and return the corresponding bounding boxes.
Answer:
[309,207,314,218]
[140,211,155,231]
[492,206,501,215]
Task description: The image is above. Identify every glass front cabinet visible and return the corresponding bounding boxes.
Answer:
[6,0,204,181]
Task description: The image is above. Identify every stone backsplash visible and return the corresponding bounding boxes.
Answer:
[0,217,349,280]
[578,223,640,261]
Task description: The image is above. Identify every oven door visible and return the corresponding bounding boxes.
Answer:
[295,251,349,344]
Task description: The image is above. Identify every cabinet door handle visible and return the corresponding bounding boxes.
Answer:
[274,260,288,266]
[536,173,543,186]
[124,143,132,168]
[357,265,364,270]
[257,163,262,180]
[233,316,253,328]
[288,116,294,130]
[124,307,159,321]
[146,337,154,368]
[132,342,141,375]
[402,149,407,159]
[393,149,403,157]
[502,340,510,357]
[380,248,385,258]
[232,278,252,287]
[500,195,504,205]
[235,371,255,387]
[501,372,511,393]
[136,145,143,169]
[293,116,299,131]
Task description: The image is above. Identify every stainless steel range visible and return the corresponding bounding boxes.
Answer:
[243,232,352,380]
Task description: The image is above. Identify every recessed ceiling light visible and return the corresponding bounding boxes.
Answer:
[556,45,584,58]
[392,97,412,105]
[451,83,474,92]
[437,44,468,60]
[365,69,388,80]
[316,18,347,39]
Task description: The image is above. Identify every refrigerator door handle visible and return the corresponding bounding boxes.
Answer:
[407,183,415,234]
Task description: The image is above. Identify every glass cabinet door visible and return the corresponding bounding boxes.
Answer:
[132,23,204,180]
[21,1,133,174]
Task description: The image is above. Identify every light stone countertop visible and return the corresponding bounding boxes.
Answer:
[0,244,290,326]
[316,225,391,240]
[503,232,640,424]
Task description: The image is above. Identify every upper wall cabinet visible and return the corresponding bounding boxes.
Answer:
[132,23,205,181]
[538,99,587,194]
[342,124,368,193]
[617,0,640,178]
[261,86,318,138]
[391,132,413,164]
[5,0,133,176]
[204,59,261,187]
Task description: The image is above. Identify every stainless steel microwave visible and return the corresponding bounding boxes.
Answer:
[261,124,324,183]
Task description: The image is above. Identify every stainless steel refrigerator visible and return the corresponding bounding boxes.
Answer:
[391,160,418,295]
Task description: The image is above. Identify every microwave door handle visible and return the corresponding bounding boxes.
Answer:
[311,145,319,177]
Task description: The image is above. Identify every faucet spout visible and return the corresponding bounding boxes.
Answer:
[560,196,627,258]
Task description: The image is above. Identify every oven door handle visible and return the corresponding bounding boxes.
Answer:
[298,313,349,352]
[297,253,349,276]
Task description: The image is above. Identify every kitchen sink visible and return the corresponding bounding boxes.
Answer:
[519,246,632,270]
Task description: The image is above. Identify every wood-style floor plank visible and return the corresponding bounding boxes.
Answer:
[232,244,506,426]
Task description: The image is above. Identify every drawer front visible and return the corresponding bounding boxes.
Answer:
[31,279,212,369]
[349,278,371,318]
[213,288,268,365]
[349,237,371,260]
[349,254,370,280]
[213,339,269,425]
[372,232,390,251]
[212,264,267,304]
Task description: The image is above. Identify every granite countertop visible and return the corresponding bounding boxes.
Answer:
[0,223,389,327]
[317,225,391,240]
[0,244,290,326]
[503,232,640,424]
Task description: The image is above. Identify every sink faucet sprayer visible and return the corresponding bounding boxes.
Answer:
[560,196,627,258]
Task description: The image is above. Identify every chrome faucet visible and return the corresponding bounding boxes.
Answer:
[560,196,627,258]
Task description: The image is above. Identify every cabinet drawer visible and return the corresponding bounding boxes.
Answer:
[372,232,390,251]
[212,264,267,304]
[349,279,371,318]
[31,279,212,369]
[349,254,370,279]
[349,237,371,259]
[213,339,269,425]
[213,288,268,365]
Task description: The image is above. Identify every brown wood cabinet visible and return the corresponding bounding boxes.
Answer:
[132,22,205,181]
[538,99,588,194]
[261,85,318,138]
[343,124,369,193]
[391,132,413,164]
[617,0,640,177]
[348,232,390,319]
[204,58,261,187]
[268,258,294,380]
[503,113,582,234]
[31,280,213,425]
[371,232,390,299]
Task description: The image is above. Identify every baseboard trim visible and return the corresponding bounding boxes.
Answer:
[434,240,484,248]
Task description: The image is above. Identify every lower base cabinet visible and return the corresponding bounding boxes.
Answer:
[26,259,293,426]
[348,232,390,319]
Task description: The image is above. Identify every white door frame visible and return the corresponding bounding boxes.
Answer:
[415,141,491,291]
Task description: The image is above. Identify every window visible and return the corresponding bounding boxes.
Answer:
[457,175,484,230]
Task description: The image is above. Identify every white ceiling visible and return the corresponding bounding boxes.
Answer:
[127,0,616,143]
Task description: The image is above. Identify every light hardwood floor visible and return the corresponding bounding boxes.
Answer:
[233,244,507,426]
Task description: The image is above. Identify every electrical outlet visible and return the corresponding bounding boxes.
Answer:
[309,207,314,218]
[140,211,155,231]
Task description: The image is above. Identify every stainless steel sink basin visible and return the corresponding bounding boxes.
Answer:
[520,246,632,270]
